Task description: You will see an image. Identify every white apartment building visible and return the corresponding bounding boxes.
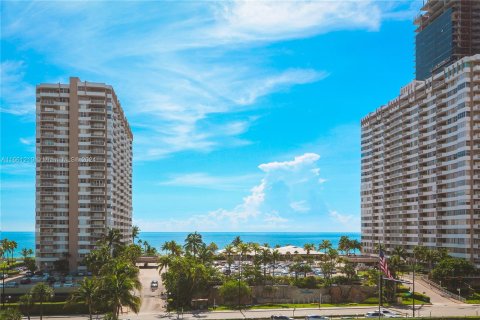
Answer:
[361,55,480,266]
[36,77,133,271]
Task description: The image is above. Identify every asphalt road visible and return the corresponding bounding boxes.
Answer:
[32,303,480,319]
[138,266,166,314]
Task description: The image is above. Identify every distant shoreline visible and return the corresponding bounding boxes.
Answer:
[2,231,361,257]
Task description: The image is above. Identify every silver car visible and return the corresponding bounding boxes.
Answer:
[305,316,330,320]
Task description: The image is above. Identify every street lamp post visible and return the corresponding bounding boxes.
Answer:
[1,264,5,308]
[457,288,461,300]
[412,255,416,318]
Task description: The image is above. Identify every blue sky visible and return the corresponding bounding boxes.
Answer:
[1,0,421,232]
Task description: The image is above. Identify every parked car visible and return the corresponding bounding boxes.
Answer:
[6,282,19,288]
[63,281,74,287]
[380,310,401,318]
[305,316,330,320]
[20,278,32,285]
[271,316,294,320]
[25,271,33,277]
[365,312,384,318]
[53,282,62,288]
[151,280,159,289]
[0,274,8,280]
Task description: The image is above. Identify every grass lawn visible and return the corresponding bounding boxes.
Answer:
[466,299,480,304]
[210,302,382,311]
[399,298,430,305]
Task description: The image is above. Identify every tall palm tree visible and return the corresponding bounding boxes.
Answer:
[68,277,99,320]
[351,240,362,255]
[260,248,271,284]
[162,240,183,256]
[231,236,242,247]
[236,242,250,282]
[31,282,54,320]
[184,232,203,259]
[21,248,33,260]
[101,261,141,320]
[224,244,235,276]
[271,249,281,280]
[19,293,35,320]
[131,225,140,244]
[9,240,17,263]
[0,239,8,261]
[304,243,315,256]
[103,229,123,254]
[338,236,351,255]
[319,240,332,255]
[392,246,407,261]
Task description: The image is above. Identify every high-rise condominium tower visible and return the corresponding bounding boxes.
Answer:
[361,0,480,266]
[415,0,480,80]
[36,77,133,271]
[361,55,480,266]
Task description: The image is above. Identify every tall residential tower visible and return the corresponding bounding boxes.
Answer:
[36,77,133,271]
[415,0,480,80]
[361,0,480,266]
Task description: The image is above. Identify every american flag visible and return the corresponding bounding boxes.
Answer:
[379,249,394,280]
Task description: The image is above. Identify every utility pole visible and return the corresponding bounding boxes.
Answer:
[412,256,416,318]
[1,264,5,308]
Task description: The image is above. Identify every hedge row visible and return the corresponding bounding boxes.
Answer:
[5,302,89,315]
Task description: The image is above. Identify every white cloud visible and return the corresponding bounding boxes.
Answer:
[158,172,258,190]
[290,200,310,213]
[167,153,325,230]
[259,152,320,172]
[0,0,414,159]
[329,210,354,224]
[0,61,35,115]
[19,137,34,146]
[213,0,382,43]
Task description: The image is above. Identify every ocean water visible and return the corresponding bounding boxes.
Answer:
[0,231,360,257]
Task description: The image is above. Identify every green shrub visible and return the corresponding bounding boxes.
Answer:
[403,292,430,303]
[6,270,20,276]
[362,297,379,304]
[397,285,409,293]
[330,275,350,285]
[4,302,89,316]
[291,276,322,289]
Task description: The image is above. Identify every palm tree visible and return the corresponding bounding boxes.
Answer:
[19,293,35,320]
[21,248,33,260]
[392,246,407,260]
[231,236,242,247]
[224,244,235,275]
[184,232,203,259]
[101,261,141,319]
[351,240,362,255]
[31,282,54,320]
[158,254,174,273]
[162,240,183,256]
[338,236,351,255]
[131,225,140,244]
[319,240,332,255]
[271,249,281,280]
[102,229,123,254]
[68,277,99,320]
[260,248,271,284]
[303,243,315,256]
[237,242,250,275]
[10,240,18,263]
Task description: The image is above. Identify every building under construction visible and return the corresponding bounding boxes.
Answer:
[415,0,480,80]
